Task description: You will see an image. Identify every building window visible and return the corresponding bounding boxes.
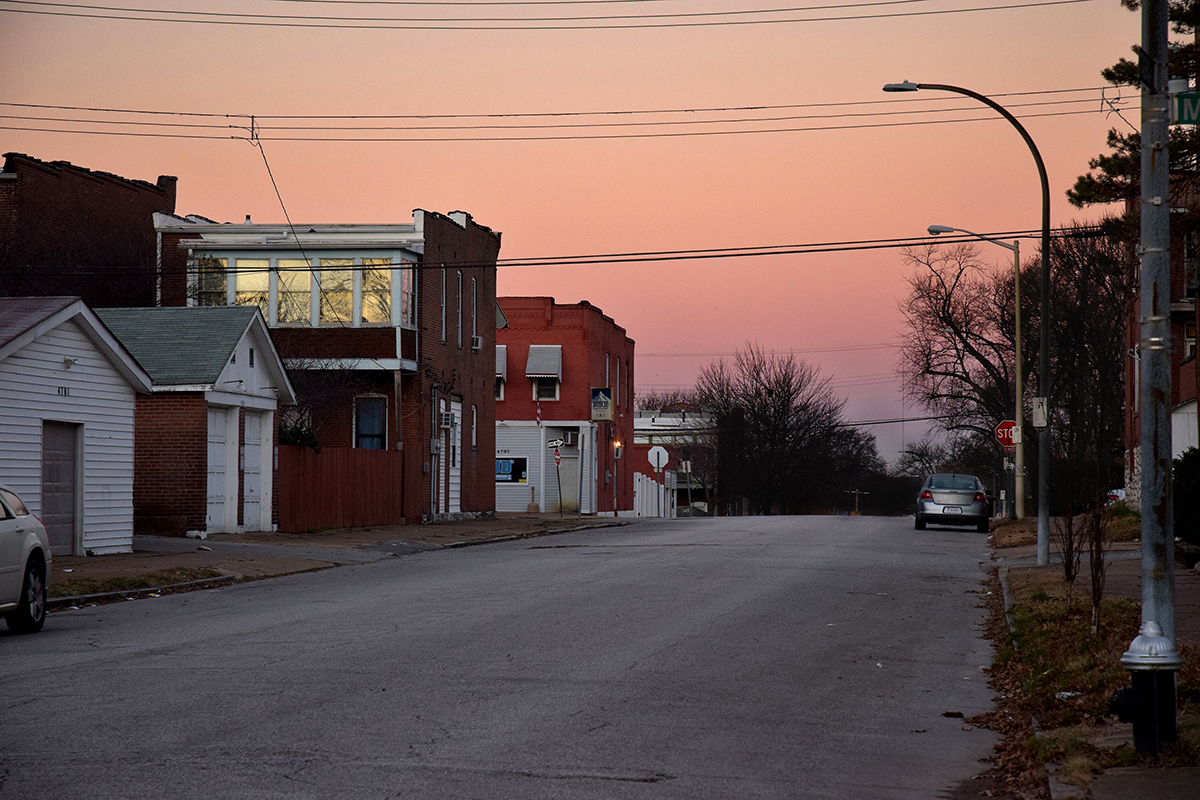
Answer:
[400,266,416,328]
[235,259,269,318]
[361,258,392,324]
[196,252,414,328]
[495,377,505,401]
[319,258,353,323]
[355,396,387,449]
[625,360,631,408]
[457,270,463,348]
[471,277,478,339]
[1186,321,1197,360]
[196,257,227,306]
[615,358,621,407]
[471,404,478,449]
[277,259,311,324]
[440,267,447,342]
[534,376,559,401]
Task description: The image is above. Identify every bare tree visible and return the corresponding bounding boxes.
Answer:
[695,343,863,514]
[898,243,1016,441]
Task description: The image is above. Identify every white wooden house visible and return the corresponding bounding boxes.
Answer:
[0,297,152,555]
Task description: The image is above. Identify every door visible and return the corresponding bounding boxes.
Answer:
[448,400,462,513]
[41,421,78,556]
[242,411,263,531]
[206,408,228,532]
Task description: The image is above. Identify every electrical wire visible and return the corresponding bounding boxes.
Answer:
[0,96,1106,134]
[4,226,1095,278]
[0,108,1101,142]
[0,86,1112,121]
[0,0,1100,30]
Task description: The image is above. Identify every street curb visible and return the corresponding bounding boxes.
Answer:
[47,520,631,609]
[48,574,240,609]
[441,520,629,549]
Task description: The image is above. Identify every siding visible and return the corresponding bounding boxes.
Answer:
[0,320,137,554]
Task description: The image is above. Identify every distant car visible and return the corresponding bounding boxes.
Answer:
[0,485,51,633]
[915,473,991,533]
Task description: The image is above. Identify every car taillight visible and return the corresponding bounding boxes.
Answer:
[974,492,985,502]
[920,490,933,500]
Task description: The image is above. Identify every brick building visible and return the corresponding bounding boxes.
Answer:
[495,297,635,514]
[0,152,177,307]
[154,209,501,521]
[96,306,295,536]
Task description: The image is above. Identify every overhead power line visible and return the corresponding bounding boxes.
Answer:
[0,0,1100,29]
[0,86,1113,121]
[5,226,1098,278]
[0,86,1127,142]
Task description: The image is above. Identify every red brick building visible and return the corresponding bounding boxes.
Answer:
[0,152,177,307]
[154,210,501,522]
[495,297,635,514]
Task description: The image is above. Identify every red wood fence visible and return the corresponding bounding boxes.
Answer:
[276,445,404,532]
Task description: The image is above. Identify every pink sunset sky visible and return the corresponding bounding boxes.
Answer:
[2,0,1142,463]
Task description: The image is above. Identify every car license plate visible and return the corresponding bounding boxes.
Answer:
[945,507,961,514]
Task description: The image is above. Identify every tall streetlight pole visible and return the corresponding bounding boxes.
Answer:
[883,80,1051,565]
[928,225,1025,519]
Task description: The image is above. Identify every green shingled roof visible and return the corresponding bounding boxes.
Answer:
[96,306,260,387]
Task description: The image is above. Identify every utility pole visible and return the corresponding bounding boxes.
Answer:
[1119,0,1181,756]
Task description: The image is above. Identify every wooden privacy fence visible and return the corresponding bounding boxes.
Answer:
[277,445,404,532]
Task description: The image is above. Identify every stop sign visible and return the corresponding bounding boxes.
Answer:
[553,447,561,467]
[994,420,1017,451]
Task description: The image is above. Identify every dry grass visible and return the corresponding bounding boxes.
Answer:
[48,567,226,598]
[974,565,1200,796]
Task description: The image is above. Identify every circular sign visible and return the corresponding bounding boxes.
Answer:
[994,420,1017,451]
[554,447,561,467]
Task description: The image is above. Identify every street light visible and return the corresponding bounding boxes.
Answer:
[884,80,1051,566]
[928,225,1026,520]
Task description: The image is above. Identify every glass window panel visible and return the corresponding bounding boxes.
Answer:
[355,396,387,450]
[235,259,269,317]
[319,258,353,324]
[400,266,416,328]
[361,258,392,324]
[196,257,227,306]
[277,259,311,324]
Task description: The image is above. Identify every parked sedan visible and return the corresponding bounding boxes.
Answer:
[915,473,991,533]
[0,485,51,633]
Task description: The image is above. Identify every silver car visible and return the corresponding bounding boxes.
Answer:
[0,485,52,633]
[915,473,991,533]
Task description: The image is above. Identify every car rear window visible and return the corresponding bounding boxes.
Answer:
[930,476,978,491]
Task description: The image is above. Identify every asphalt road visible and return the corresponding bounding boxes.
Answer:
[0,515,997,799]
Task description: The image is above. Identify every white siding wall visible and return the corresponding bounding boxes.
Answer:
[0,321,138,554]
[495,424,546,513]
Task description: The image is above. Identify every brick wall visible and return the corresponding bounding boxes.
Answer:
[132,393,208,533]
[497,296,637,512]
[0,153,176,307]
[409,210,501,516]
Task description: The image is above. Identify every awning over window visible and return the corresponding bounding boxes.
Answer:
[496,344,507,380]
[525,344,562,380]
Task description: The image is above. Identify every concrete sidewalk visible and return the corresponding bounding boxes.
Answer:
[48,513,630,607]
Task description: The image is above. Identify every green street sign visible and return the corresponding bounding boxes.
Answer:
[1176,93,1200,124]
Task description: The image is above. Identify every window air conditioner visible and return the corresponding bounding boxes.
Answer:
[564,431,579,445]
[439,412,455,429]
[470,335,484,350]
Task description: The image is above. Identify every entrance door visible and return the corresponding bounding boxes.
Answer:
[41,421,78,555]
[243,411,263,531]
[448,400,462,513]
[206,408,229,532]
